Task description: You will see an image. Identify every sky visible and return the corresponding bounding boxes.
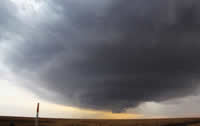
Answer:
[1,0,200,119]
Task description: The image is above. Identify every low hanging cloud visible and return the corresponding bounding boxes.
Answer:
[1,0,200,112]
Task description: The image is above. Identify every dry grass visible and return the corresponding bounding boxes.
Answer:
[189,123,200,126]
[1,116,200,126]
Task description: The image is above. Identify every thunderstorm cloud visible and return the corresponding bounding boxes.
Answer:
[1,0,200,112]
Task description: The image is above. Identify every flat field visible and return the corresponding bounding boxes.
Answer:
[1,116,200,126]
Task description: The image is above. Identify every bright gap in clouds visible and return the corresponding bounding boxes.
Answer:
[9,0,44,16]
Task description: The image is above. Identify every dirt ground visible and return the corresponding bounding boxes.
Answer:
[1,116,200,126]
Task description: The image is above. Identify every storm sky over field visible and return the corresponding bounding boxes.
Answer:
[1,0,200,118]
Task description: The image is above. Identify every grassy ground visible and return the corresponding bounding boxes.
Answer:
[1,116,200,126]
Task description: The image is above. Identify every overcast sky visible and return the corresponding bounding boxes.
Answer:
[1,0,200,119]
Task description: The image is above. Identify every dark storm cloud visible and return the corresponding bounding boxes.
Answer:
[2,0,200,112]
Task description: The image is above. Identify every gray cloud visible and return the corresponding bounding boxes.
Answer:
[1,0,200,113]
[0,0,18,36]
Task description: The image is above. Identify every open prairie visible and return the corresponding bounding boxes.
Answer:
[1,116,200,126]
